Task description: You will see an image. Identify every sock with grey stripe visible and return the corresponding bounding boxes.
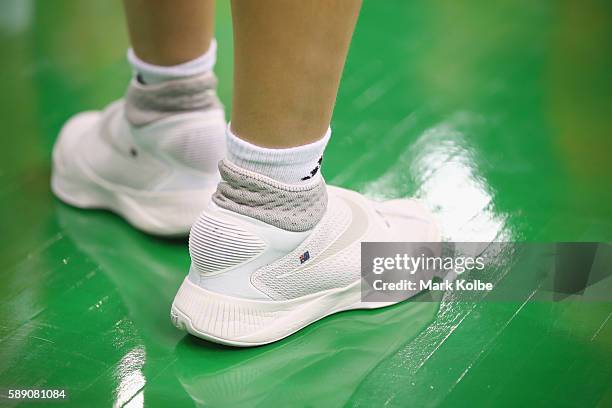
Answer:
[216,126,332,231]
[125,39,222,127]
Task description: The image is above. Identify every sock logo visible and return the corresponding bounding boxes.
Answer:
[301,156,323,181]
[299,251,310,264]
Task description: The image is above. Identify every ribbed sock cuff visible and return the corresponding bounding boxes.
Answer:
[125,72,222,126]
[127,39,217,84]
[226,125,331,185]
[213,159,328,232]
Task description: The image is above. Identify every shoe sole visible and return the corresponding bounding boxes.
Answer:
[170,276,406,347]
[51,111,214,236]
[171,245,444,347]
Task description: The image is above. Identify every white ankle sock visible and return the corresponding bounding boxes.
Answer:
[127,39,217,84]
[226,125,331,185]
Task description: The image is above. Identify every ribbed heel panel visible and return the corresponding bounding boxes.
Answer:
[189,212,266,275]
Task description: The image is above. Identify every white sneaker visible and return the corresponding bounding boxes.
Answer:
[171,185,441,346]
[51,96,226,236]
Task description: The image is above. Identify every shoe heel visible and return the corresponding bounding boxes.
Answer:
[51,168,108,209]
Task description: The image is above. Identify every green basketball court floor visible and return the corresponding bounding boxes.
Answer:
[1,1,611,406]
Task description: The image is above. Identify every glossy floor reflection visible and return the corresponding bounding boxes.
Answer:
[1,0,611,407]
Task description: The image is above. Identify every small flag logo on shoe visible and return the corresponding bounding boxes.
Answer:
[299,251,310,264]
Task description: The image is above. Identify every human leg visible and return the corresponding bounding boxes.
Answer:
[51,0,225,236]
[172,0,442,346]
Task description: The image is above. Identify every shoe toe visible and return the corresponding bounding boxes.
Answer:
[374,198,441,242]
